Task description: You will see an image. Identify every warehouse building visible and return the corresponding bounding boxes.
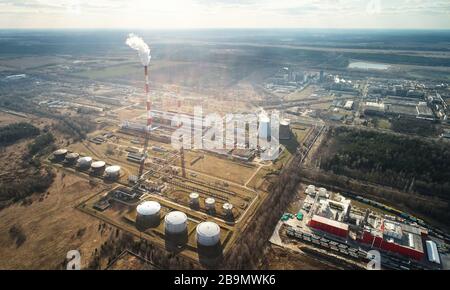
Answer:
[309,215,349,238]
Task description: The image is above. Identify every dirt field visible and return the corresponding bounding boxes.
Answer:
[106,250,157,270]
[0,171,110,269]
[0,111,28,126]
[261,245,339,270]
[185,150,257,186]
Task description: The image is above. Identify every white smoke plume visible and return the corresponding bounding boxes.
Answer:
[126,33,151,66]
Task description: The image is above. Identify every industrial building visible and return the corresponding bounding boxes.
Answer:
[309,215,349,238]
[425,240,441,264]
[359,220,426,261]
[301,185,435,263]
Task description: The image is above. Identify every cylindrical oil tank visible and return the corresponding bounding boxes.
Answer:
[105,165,121,180]
[91,161,106,174]
[306,185,316,195]
[189,192,200,208]
[65,152,79,164]
[196,222,220,247]
[165,211,188,234]
[77,156,92,169]
[205,198,216,212]
[53,149,68,161]
[222,203,233,216]
[318,187,328,197]
[136,201,161,229]
[279,119,291,140]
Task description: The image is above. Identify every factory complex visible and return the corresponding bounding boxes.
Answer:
[278,185,444,270]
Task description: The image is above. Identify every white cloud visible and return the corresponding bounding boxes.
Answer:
[0,0,449,28]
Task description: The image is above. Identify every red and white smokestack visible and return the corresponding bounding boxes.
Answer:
[145,66,152,129]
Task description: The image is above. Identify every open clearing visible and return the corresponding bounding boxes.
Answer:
[0,171,109,269]
[184,150,257,186]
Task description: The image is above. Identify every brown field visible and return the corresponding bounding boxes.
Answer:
[184,150,257,186]
[261,245,339,270]
[0,171,109,269]
[106,250,157,270]
[0,111,28,126]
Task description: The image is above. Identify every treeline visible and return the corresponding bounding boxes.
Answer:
[321,127,450,200]
[84,228,196,270]
[0,95,96,141]
[0,167,55,206]
[299,169,450,228]
[0,122,40,146]
[343,51,450,67]
[224,153,303,269]
[390,118,441,137]
[28,132,55,155]
[52,115,95,141]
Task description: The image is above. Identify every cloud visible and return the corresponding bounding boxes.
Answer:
[0,0,449,28]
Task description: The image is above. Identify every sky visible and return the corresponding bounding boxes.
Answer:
[0,0,449,29]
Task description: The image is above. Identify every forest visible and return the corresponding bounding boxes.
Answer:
[320,127,450,201]
[0,122,40,146]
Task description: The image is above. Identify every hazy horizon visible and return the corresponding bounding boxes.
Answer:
[0,0,449,30]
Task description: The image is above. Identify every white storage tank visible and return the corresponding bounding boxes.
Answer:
[53,149,68,161]
[65,152,79,164]
[222,203,233,216]
[77,156,92,169]
[205,198,216,212]
[105,165,121,180]
[196,222,221,247]
[306,185,316,195]
[91,161,106,174]
[189,192,200,208]
[165,211,188,234]
[136,201,161,229]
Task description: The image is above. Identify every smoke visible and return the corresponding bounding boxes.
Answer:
[126,33,151,66]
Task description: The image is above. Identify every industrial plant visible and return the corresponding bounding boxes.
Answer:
[1,21,449,273]
[275,184,445,270]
